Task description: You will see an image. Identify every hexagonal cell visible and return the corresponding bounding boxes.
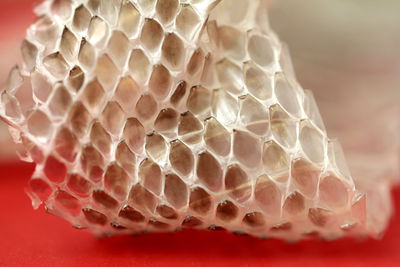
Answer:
[118,1,141,37]
[44,155,67,183]
[28,178,52,202]
[90,122,112,155]
[54,127,79,163]
[291,158,321,198]
[136,94,158,121]
[182,216,203,228]
[308,208,332,227]
[225,164,252,203]
[178,111,203,144]
[212,89,239,126]
[186,85,211,115]
[107,30,131,67]
[274,73,302,117]
[138,159,162,196]
[242,212,266,228]
[81,79,106,114]
[60,27,79,62]
[262,140,289,176]
[164,174,188,209]
[299,120,325,165]
[72,5,91,33]
[149,65,172,100]
[154,108,179,133]
[239,95,269,135]
[123,118,145,153]
[48,83,72,117]
[162,33,185,70]
[43,52,69,80]
[176,5,201,41]
[128,49,151,86]
[156,205,178,220]
[196,152,223,192]
[319,174,349,209]
[254,175,281,217]
[104,163,130,201]
[244,61,273,101]
[55,190,81,216]
[216,59,244,95]
[67,173,92,197]
[101,101,125,135]
[114,76,141,113]
[170,81,187,107]
[247,32,275,67]
[189,187,212,215]
[145,133,168,164]
[68,102,91,137]
[216,200,239,223]
[204,117,231,157]
[169,140,194,177]
[156,0,179,24]
[233,130,261,169]
[31,69,51,102]
[269,104,298,149]
[95,54,119,91]
[80,144,104,182]
[21,39,38,71]
[27,110,52,141]
[119,205,145,223]
[92,190,119,209]
[218,26,246,61]
[283,192,306,217]
[82,208,108,225]
[78,39,96,70]
[87,16,109,47]
[129,184,157,213]
[115,141,136,174]
[140,18,164,51]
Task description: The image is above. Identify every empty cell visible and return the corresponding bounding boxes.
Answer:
[55,190,81,216]
[204,117,231,157]
[114,76,141,112]
[164,174,188,209]
[225,164,252,203]
[197,152,223,192]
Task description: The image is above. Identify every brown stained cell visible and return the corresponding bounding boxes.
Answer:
[239,95,269,135]
[96,54,119,91]
[104,163,130,201]
[68,102,91,137]
[164,174,188,209]
[242,212,266,228]
[308,208,331,227]
[154,108,179,132]
[67,66,84,92]
[225,164,252,203]
[169,140,194,177]
[216,200,239,222]
[176,5,201,41]
[189,187,212,215]
[156,205,178,220]
[118,1,141,37]
[149,219,170,230]
[67,174,92,197]
[29,178,52,201]
[182,216,203,228]
[162,33,185,70]
[319,174,349,209]
[244,62,273,101]
[140,19,164,51]
[156,0,179,24]
[129,184,157,212]
[248,34,274,67]
[78,38,96,70]
[82,208,108,225]
[81,79,106,114]
[55,190,81,216]
[60,27,78,62]
[80,144,104,182]
[107,31,130,67]
[101,101,125,135]
[73,5,91,32]
[88,16,109,47]
[48,83,72,117]
[92,190,119,209]
[233,130,261,169]
[149,65,172,100]
[196,152,223,192]
[139,159,162,196]
[145,133,167,163]
[54,127,79,163]
[90,122,112,155]
[291,158,320,198]
[119,205,145,222]
[254,175,281,216]
[44,156,67,183]
[114,76,141,112]
[186,85,211,115]
[115,141,136,174]
[262,140,289,175]
[218,26,246,61]
[178,111,203,137]
[136,94,158,121]
[123,118,145,153]
[21,40,38,71]
[187,49,205,78]
[204,117,231,157]
[128,49,151,86]
[43,52,69,80]
[269,104,298,149]
[283,192,306,217]
[170,81,187,107]
[31,69,52,102]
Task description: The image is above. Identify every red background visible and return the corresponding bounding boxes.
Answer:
[0,1,400,266]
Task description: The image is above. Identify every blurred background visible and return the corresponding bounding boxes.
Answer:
[0,0,399,182]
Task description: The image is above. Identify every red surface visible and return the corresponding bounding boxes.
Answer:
[0,162,399,267]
